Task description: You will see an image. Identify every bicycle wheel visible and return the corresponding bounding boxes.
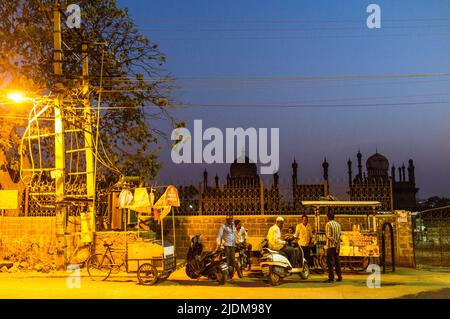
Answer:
[87,253,112,281]
[137,263,159,286]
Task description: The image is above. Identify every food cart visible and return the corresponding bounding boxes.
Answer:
[87,185,180,285]
[301,200,381,273]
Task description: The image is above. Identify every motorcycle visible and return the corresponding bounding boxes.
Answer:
[259,235,310,286]
[185,235,229,285]
[234,242,251,278]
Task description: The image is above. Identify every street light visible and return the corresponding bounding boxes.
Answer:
[7,92,34,103]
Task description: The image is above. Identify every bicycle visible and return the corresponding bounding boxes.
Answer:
[86,241,126,281]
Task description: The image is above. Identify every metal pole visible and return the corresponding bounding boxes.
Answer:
[260,179,265,215]
[161,213,165,256]
[82,42,95,225]
[172,206,176,255]
[53,0,67,268]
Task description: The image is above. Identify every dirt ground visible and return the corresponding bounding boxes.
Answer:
[1,266,450,299]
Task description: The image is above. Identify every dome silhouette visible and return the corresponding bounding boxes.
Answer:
[230,156,257,177]
[366,152,389,171]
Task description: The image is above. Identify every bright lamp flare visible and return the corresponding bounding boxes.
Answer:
[7,92,26,103]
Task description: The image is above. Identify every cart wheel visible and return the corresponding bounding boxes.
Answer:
[318,254,328,273]
[349,257,370,272]
[87,254,112,281]
[137,263,159,286]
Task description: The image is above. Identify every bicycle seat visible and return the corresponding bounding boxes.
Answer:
[103,242,113,247]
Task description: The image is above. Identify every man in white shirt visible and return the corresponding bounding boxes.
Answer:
[295,214,314,266]
[267,216,298,267]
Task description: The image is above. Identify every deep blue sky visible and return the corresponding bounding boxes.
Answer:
[120,0,450,198]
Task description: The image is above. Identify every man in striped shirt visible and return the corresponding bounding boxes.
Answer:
[324,212,343,283]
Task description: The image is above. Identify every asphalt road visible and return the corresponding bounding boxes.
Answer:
[1,267,450,299]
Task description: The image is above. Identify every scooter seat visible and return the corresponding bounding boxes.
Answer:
[262,248,279,254]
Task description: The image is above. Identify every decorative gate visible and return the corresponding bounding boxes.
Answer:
[413,206,450,267]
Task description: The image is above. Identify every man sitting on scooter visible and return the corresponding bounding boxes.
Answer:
[267,216,300,267]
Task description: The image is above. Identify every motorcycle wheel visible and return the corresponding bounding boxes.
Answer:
[236,258,243,278]
[216,268,228,285]
[300,262,310,280]
[185,264,200,279]
[268,269,281,286]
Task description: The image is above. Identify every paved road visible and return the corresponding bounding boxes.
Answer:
[1,267,449,299]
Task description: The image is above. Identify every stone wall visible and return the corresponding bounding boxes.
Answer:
[0,217,60,272]
[0,211,415,270]
[161,213,414,267]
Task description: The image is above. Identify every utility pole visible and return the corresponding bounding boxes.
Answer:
[82,41,96,242]
[53,0,66,269]
[82,42,94,198]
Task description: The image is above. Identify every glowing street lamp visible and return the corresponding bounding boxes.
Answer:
[7,92,34,103]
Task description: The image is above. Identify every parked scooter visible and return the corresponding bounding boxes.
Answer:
[259,235,310,285]
[185,235,229,285]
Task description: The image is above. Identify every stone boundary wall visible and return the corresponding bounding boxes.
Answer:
[0,217,59,272]
[0,212,415,270]
[163,213,414,267]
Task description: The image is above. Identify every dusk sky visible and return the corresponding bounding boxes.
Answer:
[121,0,450,199]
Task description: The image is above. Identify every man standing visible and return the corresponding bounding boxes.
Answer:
[324,212,343,283]
[267,216,298,267]
[295,214,313,266]
[235,219,252,267]
[217,213,236,278]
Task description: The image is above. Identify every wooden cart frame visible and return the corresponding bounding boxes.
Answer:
[301,200,382,273]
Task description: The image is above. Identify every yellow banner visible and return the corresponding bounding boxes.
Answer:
[154,185,180,208]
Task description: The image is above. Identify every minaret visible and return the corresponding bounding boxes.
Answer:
[391,165,396,182]
[323,158,329,195]
[357,149,363,181]
[408,159,415,184]
[347,158,352,187]
[398,167,402,182]
[292,159,298,187]
[203,168,208,189]
[402,163,406,182]
[215,174,219,188]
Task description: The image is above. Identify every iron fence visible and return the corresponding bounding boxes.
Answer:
[413,206,450,267]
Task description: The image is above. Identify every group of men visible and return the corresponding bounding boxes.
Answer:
[216,212,343,283]
[266,212,343,283]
